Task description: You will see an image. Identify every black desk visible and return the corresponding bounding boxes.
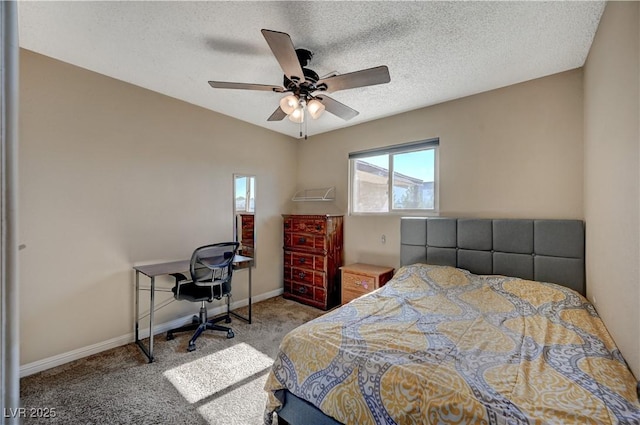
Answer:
[133,255,253,362]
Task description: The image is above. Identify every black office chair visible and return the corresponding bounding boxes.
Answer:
[166,242,239,352]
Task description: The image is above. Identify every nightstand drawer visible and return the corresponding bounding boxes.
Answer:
[343,272,375,291]
[342,273,375,303]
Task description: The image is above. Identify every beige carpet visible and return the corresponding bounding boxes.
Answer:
[20,296,324,425]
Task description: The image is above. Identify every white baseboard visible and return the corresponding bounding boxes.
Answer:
[19,289,284,377]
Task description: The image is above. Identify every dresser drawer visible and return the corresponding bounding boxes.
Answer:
[284,251,326,271]
[285,266,326,287]
[284,280,314,303]
[284,232,326,251]
[284,280,326,306]
[287,217,326,235]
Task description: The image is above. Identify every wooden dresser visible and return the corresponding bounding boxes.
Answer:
[239,214,254,257]
[282,214,343,310]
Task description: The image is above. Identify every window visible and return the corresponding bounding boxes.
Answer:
[349,139,439,214]
[234,175,255,213]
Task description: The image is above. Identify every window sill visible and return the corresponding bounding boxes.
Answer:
[349,210,440,217]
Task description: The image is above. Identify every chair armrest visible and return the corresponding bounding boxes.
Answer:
[171,274,192,297]
[170,272,187,282]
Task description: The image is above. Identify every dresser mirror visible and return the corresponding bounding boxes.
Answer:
[233,174,256,266]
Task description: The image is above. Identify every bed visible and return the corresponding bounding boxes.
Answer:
[264,218,640,425]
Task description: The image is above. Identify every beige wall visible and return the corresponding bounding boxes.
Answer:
[19,50,296,365]
[293,70,584,269]
[583,1,640,378]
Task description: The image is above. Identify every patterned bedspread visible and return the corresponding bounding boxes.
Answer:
[264,264,640,425]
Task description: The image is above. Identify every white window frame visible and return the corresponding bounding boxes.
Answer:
[348,138,439,216]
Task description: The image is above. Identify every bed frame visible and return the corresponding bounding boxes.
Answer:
[275,217,586,425]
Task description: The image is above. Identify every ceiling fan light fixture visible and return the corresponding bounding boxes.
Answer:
[288,106,304,123]
[307,99,325,119]
[279,95,299,115]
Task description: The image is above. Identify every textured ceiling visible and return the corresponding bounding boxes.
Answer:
[18,1,605,139]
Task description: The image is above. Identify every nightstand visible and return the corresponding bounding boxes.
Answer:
[340,263,395,304]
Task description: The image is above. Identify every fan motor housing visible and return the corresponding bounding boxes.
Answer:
[283,67,319,87]
[296,48,313,67]
[282,48,323,96]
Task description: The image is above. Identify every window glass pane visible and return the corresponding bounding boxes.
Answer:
[353,154,389,213]
[392,149,435,210]
[235,177,247,211]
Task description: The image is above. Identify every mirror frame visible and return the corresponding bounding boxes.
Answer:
[233,174,256,266]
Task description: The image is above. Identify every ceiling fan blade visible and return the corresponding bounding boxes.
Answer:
[317,66,390,93]
[316,95,359,121]
[267,106,287,121]
[261,29,305,84]
[208,81,285,92]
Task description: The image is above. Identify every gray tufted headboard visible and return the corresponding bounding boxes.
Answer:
[400,217,585,295]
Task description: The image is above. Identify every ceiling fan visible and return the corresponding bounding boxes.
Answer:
[208,29,391,126]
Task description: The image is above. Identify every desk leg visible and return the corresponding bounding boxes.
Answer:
[248,266,252,323]
[149,277,155,362]
[134,274,155,363]
[228,267,252,324]
[135,270,140,343]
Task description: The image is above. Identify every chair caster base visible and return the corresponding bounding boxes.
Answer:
[225,317,232,324]
[187,343,196,352]
[226,330,234,339]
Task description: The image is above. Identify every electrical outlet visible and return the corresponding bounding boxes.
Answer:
[381,234,386,244]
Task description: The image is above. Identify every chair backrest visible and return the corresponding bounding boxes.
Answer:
[190,242,239,294]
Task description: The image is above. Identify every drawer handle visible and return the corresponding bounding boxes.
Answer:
[297,286,307,294]
[355,280,369,289]
[299,272,306,279]
[298,237,306,244]
[316,225,322,231]
[299,258,306,264]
